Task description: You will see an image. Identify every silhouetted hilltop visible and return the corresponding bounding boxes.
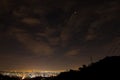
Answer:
[54,56,120,80]
[80,56,120,79]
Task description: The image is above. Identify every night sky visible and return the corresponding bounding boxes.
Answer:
[0,0,120,72]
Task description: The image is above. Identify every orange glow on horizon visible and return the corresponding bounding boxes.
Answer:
[5,69,63,72]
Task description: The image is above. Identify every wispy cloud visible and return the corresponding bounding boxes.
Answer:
[65,49,81,56]
[21,18,40,25]
[10,27,54,56]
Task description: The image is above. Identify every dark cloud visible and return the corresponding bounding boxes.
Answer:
[21,18,41,25]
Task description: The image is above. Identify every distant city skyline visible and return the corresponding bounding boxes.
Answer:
[0,71,60,79]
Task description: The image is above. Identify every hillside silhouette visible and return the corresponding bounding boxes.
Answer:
[52,56,120,80]
[0,56,120,80]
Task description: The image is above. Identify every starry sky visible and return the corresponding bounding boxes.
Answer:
[0,0,120,71]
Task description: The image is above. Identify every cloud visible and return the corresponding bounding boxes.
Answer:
[18,34,53,56]
[85,34,96,41]
[1,0,120,57]
[48,37,61,46]
[65,48,81,57]
[10,27,54,56]
[103,37,120,56]
[21,18,40,25]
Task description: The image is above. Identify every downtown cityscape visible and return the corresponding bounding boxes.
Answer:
[0,71,60,79]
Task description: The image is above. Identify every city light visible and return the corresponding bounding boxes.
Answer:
[0,71,60,79]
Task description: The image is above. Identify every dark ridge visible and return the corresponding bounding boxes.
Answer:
[54,56,120,80]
